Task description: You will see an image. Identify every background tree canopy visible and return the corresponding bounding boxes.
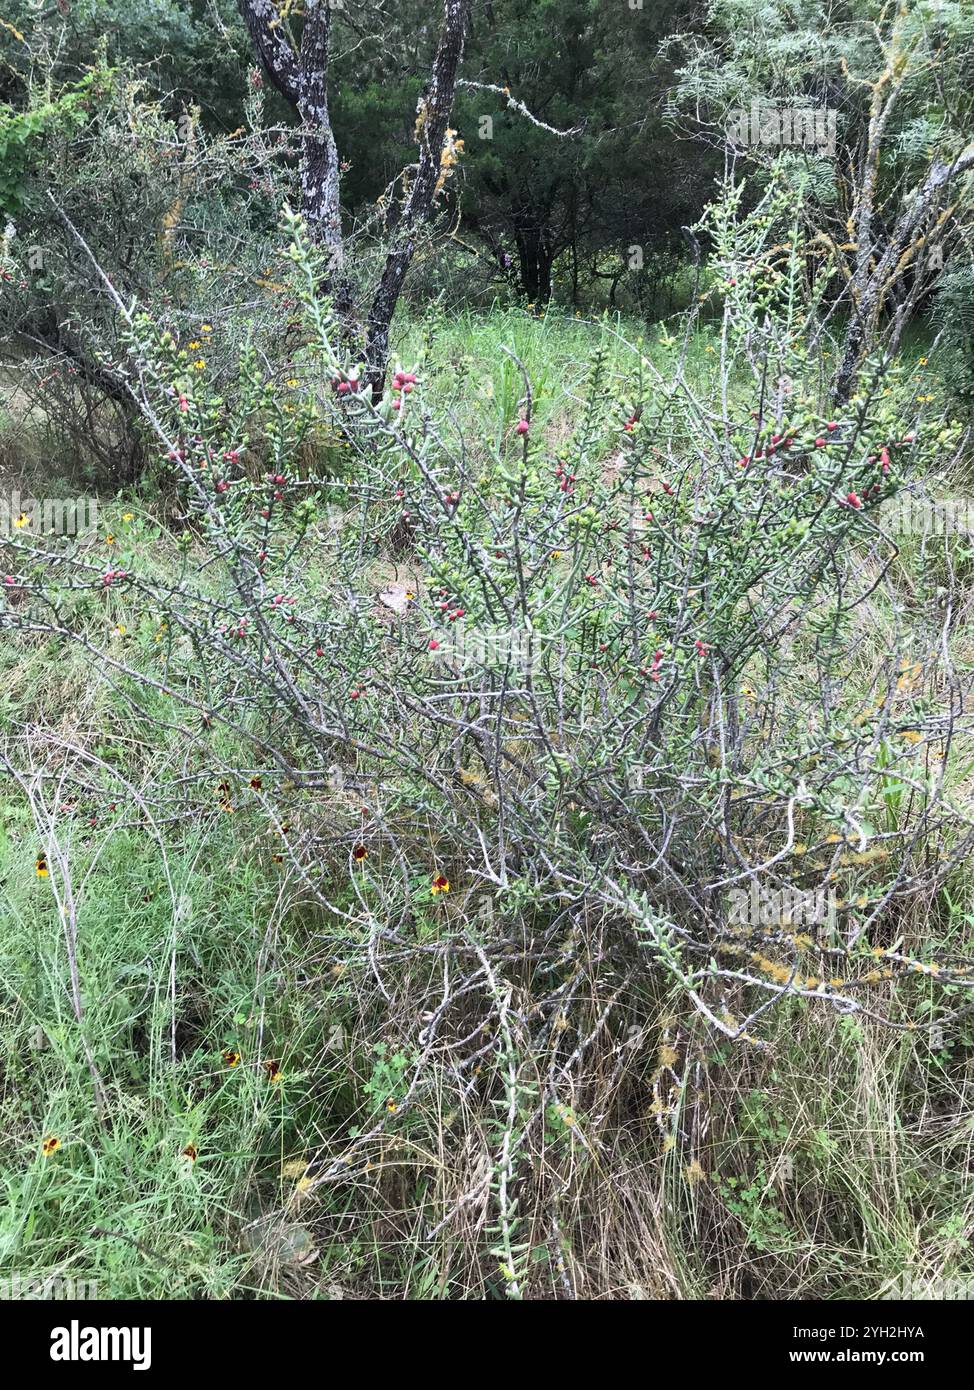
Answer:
[0,0,717,312]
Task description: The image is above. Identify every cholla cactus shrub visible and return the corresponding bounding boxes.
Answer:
[4,178,974,1295]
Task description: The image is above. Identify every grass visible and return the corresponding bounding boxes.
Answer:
[1,305,972,1300]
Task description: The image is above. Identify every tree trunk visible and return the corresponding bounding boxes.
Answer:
[823,13,974,407]
[515,225,553,305]
[364,0,469,394]
[294,4,351,319]
[238,0,471,386]
[833,147,974,406]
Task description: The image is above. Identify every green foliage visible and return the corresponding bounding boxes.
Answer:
[0,76,95,215]
[934,263,974,409]
[0,1,251,127]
